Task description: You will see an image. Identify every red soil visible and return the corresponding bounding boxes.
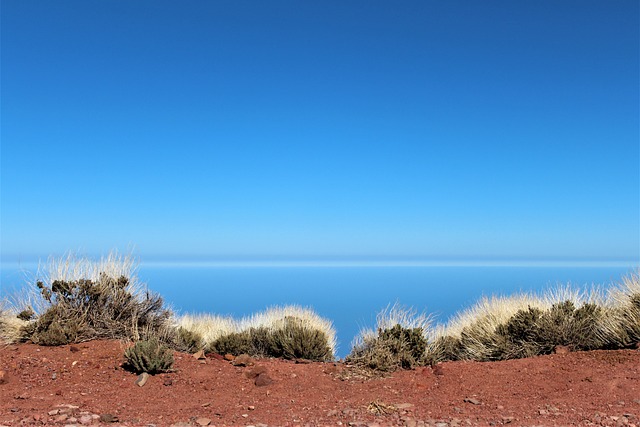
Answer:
[1,340,638,426]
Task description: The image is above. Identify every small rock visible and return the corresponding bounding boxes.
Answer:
[195,417,211,426]
[502,416,515,424]
[55,414,68,422]
[193,350,206,360]
[79,414,93,425]
[48,410,60,416]
[433,364,444,376]
[463,398,481,405]
[136,372,150,387]
[69,345,80,352]
[224,353,235,361]
[554,345,570,354]
[163,378,173,386]
[245,365,268,379]
[248,405,255,410]
[232,354,254,366]
[241,414,248,418]
[255,373,273,386]
[539,409,549,415]
[51,373,57,380]
[0,370,7,384]
[327,409,338,416]
[100,413,118,423]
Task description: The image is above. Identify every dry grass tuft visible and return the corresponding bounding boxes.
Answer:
[347,304,432,371]
[178,305,336,361]
[14,252,173,345]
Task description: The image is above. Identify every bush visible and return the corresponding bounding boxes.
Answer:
[173,327,204,353]
[19,254,173,345]
[347,304,432,371]
[265,316,333,360]
[124,337,174,374]
[208,317,333,361]
[209,330,254,355]
[347,324,428,371]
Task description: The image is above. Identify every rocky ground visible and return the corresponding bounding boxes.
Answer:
[0,340,638,427]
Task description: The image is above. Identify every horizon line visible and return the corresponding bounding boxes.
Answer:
[2,257,638,269]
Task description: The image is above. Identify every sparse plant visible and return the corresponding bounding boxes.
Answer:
[172,326,204,353]
[124,337,174,374]
[209,330,254,355]
[18,253,173,345]
[609,272,640,347]
[184,306,336,361]
[347,304,432,371]
[266,316,333,360]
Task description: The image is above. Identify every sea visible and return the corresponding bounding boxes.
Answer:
[1,261,637,358]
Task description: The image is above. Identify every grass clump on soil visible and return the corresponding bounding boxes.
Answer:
[346,304,432,372]
[608,272,640,347]
[427,274,640,363]
[124,337,174,374]
[15,253,173,346]
[0,301,28,345]
[180,306,336,361]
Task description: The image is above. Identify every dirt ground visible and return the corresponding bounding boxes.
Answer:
[1,340,638,426]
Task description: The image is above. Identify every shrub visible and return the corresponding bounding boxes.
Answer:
[209,330,255,355]
[609,272,640,347]
[265,316,333,360]
[208,317,333,361]
[183,306,336,361]
[124,337,174,374]
[19,253,173,345]
[347,304,432,371]
[172,327,204,353]
[347,324,428,371]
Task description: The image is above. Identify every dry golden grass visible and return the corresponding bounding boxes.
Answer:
[177,305,337,358]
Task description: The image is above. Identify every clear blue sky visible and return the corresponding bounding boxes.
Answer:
[1,1,638,263]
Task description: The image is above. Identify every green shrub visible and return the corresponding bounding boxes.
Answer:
[347,324,428,371]
[208,316,333,361]
[124,337,174,374]
[485,301,607,360]
[209,330,255,355]
[265,316,333,360]
[172,327,204,353]
[426,335,462,363]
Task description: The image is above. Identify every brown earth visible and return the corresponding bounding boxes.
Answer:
[1,340,639,427]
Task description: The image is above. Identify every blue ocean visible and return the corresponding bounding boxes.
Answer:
[1,262,636,357]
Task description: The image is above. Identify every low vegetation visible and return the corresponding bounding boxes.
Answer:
[346,304,431,371]
[347,273,640,371]
[1,252,638,373]
[1,253,336,362]
[14,253,172,345]
[123,337,174,374]
[179,306,336,361]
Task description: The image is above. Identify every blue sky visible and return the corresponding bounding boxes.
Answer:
[1,1,639,263]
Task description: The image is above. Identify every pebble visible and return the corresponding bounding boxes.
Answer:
[136,372,150,387]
